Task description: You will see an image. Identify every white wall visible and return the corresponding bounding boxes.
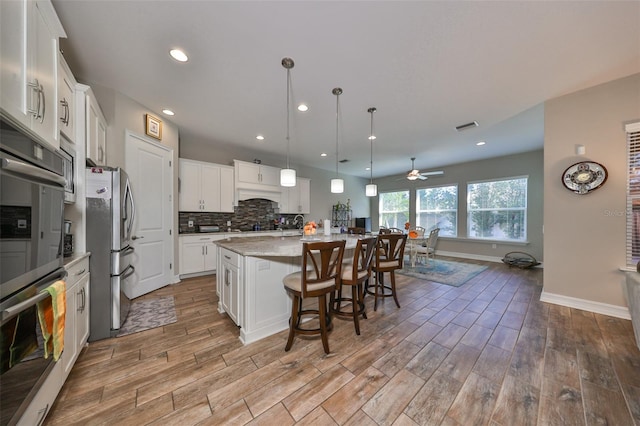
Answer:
[544,72,640,312]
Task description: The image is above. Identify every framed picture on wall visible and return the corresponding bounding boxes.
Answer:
[145,114,162,140]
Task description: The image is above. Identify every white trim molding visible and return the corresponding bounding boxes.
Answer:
[540,291,631,320]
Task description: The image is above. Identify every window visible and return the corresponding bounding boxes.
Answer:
[627,122,640,267]
[379,190,409,229]
[467,177,527,241]
[416,185,458,236]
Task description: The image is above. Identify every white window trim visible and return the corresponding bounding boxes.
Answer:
[626,121,640,267]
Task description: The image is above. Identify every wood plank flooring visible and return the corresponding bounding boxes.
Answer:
[45,258,640,425]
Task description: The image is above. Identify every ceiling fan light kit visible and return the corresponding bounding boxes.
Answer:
[280,57,296,187]
[405,157,444,181]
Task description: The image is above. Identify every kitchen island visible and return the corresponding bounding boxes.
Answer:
[215,234,359,344]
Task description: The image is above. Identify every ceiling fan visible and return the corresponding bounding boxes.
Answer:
[406,157,444,180]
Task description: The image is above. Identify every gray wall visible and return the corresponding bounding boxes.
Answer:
[544,72,640,308]
[370,150,544,262]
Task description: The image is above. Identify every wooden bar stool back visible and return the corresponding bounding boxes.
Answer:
[330,236,376,335]
[283,240,346,354]
[371,233,407,311]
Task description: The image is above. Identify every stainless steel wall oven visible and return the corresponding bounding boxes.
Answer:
[0,119,66,425]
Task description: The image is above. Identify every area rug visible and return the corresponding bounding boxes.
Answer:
[397,259,488,287]
[117,296,177,337]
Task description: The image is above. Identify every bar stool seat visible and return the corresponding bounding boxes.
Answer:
[330,237,376,335]
[283,240,345,354]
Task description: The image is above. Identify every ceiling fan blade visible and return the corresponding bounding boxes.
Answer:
[420,170,444,176]
[417,175,428,180]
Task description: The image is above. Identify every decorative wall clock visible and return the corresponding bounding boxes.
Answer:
[562,161,608,194]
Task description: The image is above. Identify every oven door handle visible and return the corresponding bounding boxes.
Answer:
[1,157,66,187]
[1,270,68,325]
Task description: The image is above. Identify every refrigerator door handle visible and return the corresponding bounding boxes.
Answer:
[123,179,136,241]
[112,264,135,279]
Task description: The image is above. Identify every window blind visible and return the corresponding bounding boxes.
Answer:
[626,122,640,266]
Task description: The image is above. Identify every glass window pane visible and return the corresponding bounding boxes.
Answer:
[416,185,458,237]
[379,191,409,229]
[467,177,527,242]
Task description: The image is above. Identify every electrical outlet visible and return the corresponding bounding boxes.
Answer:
[188,220,194,228]
[492,243,497,249]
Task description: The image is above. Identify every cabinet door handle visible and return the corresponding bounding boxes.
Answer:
[202,246,205,255]
[225,269,230,286]
[98,146,104,163]
[38,84,46,123]
[27,79,40,117]
[224,255,231,260]
[205,246,208,255]
[81,287,86,311]
[75,268,86,276]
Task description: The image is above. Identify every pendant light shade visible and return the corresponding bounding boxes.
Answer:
[280,57,296,187]
[366,107,377,197]
[331,87,344,194]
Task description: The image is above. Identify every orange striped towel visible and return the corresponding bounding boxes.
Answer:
[36,280,66,361]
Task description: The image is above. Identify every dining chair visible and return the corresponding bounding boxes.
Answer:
[415,228,440,266]
[387,227,404,234]
[330,236,376,335]
[370,233,407,311]
[408,227,426,267]
[282,240,345,354]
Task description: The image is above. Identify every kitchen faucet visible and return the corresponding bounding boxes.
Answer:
[293,214,305,229]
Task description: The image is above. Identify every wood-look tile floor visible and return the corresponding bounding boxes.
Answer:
[46,258,640,425]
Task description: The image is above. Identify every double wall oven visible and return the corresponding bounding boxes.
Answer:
[0,119,66,425]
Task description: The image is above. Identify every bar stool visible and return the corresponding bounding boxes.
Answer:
[330,236,376,335]
[282,240,345,354]
[370,233,407,311]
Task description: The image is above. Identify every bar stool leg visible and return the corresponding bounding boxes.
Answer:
[318,294,330,354]
[390,271,401,308]
[285,293,300,351]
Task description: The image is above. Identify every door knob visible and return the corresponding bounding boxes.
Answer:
[132,235,144,240]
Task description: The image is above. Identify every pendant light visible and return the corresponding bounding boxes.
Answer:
[365,107,377,197]
[280,57,296,187]
[331,87,344,193]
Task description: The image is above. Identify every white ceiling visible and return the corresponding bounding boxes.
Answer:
[52,1,640,179]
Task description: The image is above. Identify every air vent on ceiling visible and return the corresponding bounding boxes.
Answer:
[339,159,349,163]
[455,121,479,132]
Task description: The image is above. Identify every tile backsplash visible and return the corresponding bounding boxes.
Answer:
[179,198,302,233]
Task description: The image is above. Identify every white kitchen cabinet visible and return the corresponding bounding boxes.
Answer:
[281,177,310,214]
[179,234,225,276]
[179,159,233,212]
[219,248,240,325]
[0,0,65,150]
[62,255,90,379]
[234,159,281,189]
[57,54,76,143]
[85,88,107,165]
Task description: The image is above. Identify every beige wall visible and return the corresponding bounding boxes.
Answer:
[371,150,544,261]
[544,72,640,310]
[89,84,181,280]
[180,136,371,225]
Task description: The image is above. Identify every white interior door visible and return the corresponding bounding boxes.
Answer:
[124,131,173,299]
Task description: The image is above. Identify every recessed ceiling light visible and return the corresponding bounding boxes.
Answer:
[297,104,308,112]
[169,49,188,62]
[476,141,486,146]
[162,109,175,116]
[256,135,264,141]
[368,135,376,140]
[320,153,327,157]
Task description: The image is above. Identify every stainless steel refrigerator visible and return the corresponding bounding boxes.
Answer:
[86,166,135,341]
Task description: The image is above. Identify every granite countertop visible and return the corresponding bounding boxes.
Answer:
[215,234,362,257]
[179,229,302,236]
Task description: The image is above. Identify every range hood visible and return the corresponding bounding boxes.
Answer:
[236,189,281,204]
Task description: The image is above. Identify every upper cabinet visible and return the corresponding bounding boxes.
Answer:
[235,160,280,190]
[281,177,311,214]
[0,0,66,150]
[179,159,234,212]
[57,54,76,143]
[85,88,107,165]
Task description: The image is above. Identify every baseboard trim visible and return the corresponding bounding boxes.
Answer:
[435,251,544,268]
[540,291,631,320]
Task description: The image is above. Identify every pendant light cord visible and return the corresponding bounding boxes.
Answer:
[286,68,291,169]
[369,107,375,184]
[333,88,342,178]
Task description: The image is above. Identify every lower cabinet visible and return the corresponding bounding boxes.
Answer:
[62,255,90,378]
[180,234,224,276]
[219,248,240,325]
